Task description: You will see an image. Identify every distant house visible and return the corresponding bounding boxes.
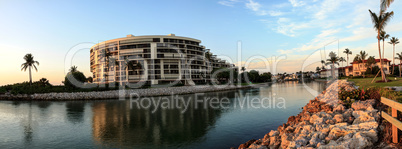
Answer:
[349,59,391,76]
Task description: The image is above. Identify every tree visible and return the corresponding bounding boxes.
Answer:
[357,51,368,78]
[396,52,402,77]
[21,53,40,85]
[64,71,86,89]
[109,58,119,82]
[343,48,352,66]
[321,60,325,68]
[339,57,346,67]
[380,31,390,59]
[100,49,112,83]
[70,66,78,73]
[248,70,260,83]
[86,77,93,83]
[123,58,135,82]
[368,9,394,81]
[389,37,399,74]
[325,52,339,79]
[259,72,272,82]
[380,0,394,13]
[316,67,321,73]
[241,67,246,73]
[38,78,50,87]
[205,51,212,61]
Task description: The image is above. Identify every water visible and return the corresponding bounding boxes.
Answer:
[0,81,325,149]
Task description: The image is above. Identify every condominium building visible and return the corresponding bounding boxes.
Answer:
[90,34,235,85]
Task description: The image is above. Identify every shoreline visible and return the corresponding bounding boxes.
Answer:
[0,85,253,101]
[235,80,393,149]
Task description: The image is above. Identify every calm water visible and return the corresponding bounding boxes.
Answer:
[0,81,325,149]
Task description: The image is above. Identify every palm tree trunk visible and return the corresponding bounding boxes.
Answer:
[392,44,395,74]
[400,60,401,78]
[332,62,335,79]
[347,55,349,66]
[378,36,386,81]
[29,66,32,85]
[382,39,385,62]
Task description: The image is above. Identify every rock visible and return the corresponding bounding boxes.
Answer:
[248,143,267,149]
[333,114,344,123]
[351,99,375,111]
[352,111,376,124]
[238,139,256,149]
[269,130,279,137]
[348,132,374,149]
[333,104,345,113]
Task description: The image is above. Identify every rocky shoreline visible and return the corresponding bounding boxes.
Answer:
[236,80,392,149]
[0,85,251,101]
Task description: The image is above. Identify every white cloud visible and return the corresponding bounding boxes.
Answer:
[218,0,240,7]
[245,0,269,16]
[268,11,284,16]
[289,0,305,7]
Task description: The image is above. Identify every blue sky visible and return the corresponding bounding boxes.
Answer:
[1,0,402,85]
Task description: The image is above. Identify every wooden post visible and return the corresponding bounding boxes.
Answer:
[392,108,398,143]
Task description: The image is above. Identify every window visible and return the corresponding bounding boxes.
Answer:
[153,38,160,42]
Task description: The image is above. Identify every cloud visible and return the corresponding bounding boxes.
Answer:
[268,11,284,16]
[218,0,240,7]
[289,0,305,7]
[245,0,269,16]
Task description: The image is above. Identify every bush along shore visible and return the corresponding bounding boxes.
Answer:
[236,80,399,149]
[0,85,251,101]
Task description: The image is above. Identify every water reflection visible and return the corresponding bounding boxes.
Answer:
[91,90,243,148]
[66,102,85,124]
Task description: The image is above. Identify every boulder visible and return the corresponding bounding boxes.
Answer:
[351,99,375,111]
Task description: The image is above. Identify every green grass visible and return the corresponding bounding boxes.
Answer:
[347,77,402,88]
[347,77,402,102]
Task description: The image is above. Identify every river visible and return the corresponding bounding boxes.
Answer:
[0,81,326,149]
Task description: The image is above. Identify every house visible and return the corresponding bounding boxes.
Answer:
[350,59,391,76]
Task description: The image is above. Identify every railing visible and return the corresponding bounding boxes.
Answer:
[381,97,402,143]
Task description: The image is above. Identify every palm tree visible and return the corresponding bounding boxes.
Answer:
[123,58,134,83]
[396,52,402,77]
[321,60,325,68]
[21,53,40,85]
[389,37,400,74]
[316,67,321,73]
[357,51,368,77]
[241,67,246,73]
[70,66,78,73]
[366,56,377,74]
[343,48,352,66]
[380,31,390,59]
[109,58,119,82]
[381,0,394,13]
[339,57,346,67]
[100,49,112,83]
[369,9,394,81]
[325,52,339,79]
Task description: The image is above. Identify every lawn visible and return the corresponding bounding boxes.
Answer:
[347,77,402,102]
[347,77,402,88]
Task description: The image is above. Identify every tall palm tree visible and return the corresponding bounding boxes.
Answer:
[357,51,368,78]
[123,58,134,83]
[343,48,352,66]
[389,37,400,74]
[100,49,112,83]
[21,53,39,85]
[381,0,394,13]
[396,52,402,77]
[380,31,390,59]
[339,57,346,67]
[325,52,339,79]
[316,67,321,73]
[241,67,246,73]
[70,65,78,73]
[369,9,394,81]
[321,60,325,68]
[109,58,119,82]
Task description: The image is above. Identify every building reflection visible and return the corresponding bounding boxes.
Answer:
[91,91,242,148]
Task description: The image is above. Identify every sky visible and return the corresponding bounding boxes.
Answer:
[1,0,402,85]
